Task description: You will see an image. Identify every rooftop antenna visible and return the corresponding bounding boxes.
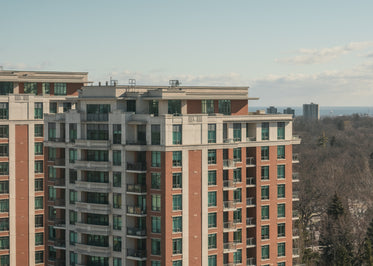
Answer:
[169,80,181,88]
[128,79,136,92]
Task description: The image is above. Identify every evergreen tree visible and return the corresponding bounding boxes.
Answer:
[364,219,373,265]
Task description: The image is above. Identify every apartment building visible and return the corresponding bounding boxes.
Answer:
[44,83,301,266]
[303,103,319,120]
[0,70,88,266]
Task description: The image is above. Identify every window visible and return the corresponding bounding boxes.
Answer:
[208,149,216,164]
[69,123,77,141]
[262,205,269,220]
[172,238,182,254]
[262,245,270,260]
[87,104,110,121]
[278,204,285,218]
[208,233,217,249]
[42,83,50,94]
[233,148,241,162]
[69,190,77,204]
[48,186,56,200]
[168,100,181,115]
[34,102,43,119]
[208,170,216,186]
[173,260,182,266]
[34,124,43,137]
[0,181,9,194]
[261,146,269,160]
[202,100,214,114]
[70,231,77,245]
[70,253,78,265]
[218,100,231,115]
[208,124,216,143]
[0,255,9,265]
[173,173,182,188]
[233,208,242,223]
[261,225,269,240]
[278,184,285,198]
[233,168,241,182]
[54,83,67,95]
[234,188,241,202]
[69,149,77,163]
[152,151,161,167]
[261,166,269,180]
[151,216,161,233]
[0,163,8,176]
[126,100,136,112]
[113,215,121,230]
[0,218,9,231]
[278,242,285,257]
[49,102,57,113]
[277,145,285,159]
[35,197,43,209]
[35,215,43,227]
[278,223,285,237]
[208,255,217,266]
[113,236,122,252]
[86,150,108,162]
[262,122,269,140]
[208,191,217,207]
[0,144,8,156]
[208,213,217,228]
[48,122,56,139]
[233,229,242,243]
[0,82,13,95]
[152,261,161,266]
[113,150,121,166]
[233,249,242,263]
[35,179,43,191]
[151,125,160,145]
[172,216,182,232]
[69,169,77,184]
[173,125,182,144]
[152,194,161,211]
[151,172,161,189]
[278,122,285,140]
[278,263,285,266]
[34,143,43,155]
[149,100,159,116]
[277,165,285,179]
[172,151,182,167]
[173,195,182,210]
[35,251,43,263]
[0,103,8,119]
[111,124,122,144]
[69,210,77,225]
[233,123,241,141]
[0,199,8,212]
[47,147,56,161]
[113,193,121,208]
[261,186,269,200]
[151,238,161,255]
[24,82,37,94]
[113,172,121,187]
[87,124,108,140]
[63,102,71,112]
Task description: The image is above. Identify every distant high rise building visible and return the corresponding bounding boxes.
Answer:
[267,106,278,114]
[283,107,295,117]
[303,103,319,120]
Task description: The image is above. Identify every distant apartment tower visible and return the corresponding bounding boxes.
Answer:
[0,70,88,266]
[303,103,319,120]
[44,83,301,266]
[266,106,278,114]
[283,108,295,118]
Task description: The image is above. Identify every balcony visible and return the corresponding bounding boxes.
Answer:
[293,228,299,239]
[223,200,237,211]
[246,197,255,207]
[54,159,66,168]
[126,140,147,146]
[75,222,111,235]
[223,221,237,232]
[74,139,111,149]
[246,136,256,142]
[292,210,299,220]
[75,201,111,215]
[127,227,147,238]
[246,237,255,248]
[246,217,256,228]
[223,242,237,253]
[85,113,109,122]
[73,160,111,171]
[223,159,237,169]
[53,178,66,187]
[293,248,300,258]
[53,218,66,229]
[53,239,66,250]
[293,191,300,201]
[53,199,66,208]
[126,184,147,195]
[246,257,256,266]
[223,180,236,191]
[53,259,66,266]
[75,181,111,193]
[246,177,255,187]
[127,205,146,217]
[127,248,147,261]
[126,162,147,173]
[292,153,300,163]
[246,157,255,167]
[75,243,111,257]
[292,172,300,182]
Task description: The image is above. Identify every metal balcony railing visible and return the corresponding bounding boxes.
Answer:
[127,227,146,237]
[127,184,147,193]
[127,248,147,259]
[127,162,147,172]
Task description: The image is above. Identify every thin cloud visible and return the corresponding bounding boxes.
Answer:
[276,41,373,65]
[0,61,52,70]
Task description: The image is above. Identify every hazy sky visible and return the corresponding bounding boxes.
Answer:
[2,0,373,106]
